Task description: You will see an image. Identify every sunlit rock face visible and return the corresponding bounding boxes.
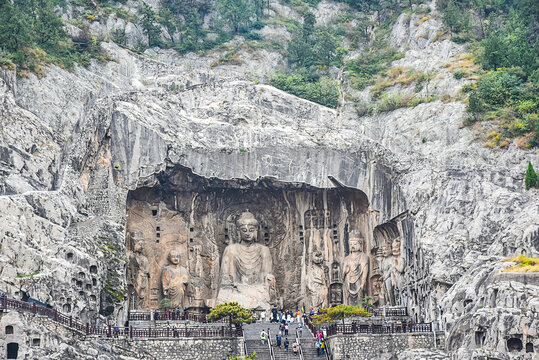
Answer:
[125,166,411,311]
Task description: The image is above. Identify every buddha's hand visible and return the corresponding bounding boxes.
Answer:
[266,274,276,285]
[163,289,168,296]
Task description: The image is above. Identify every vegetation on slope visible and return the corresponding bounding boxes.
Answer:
[438,0,538,148]
[0,0,110,75]
[502,255,539,273]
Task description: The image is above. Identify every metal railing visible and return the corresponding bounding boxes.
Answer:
[295,328,304,360]
[129,310,209,323]
[0,293,242,339]
[372,307,408,317]
[325,321,432,336]
[267,329,275,360]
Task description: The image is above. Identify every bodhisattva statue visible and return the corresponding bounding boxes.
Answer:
[381,242,396,305]
[343,237,370,306]
[162,249,189,309]
[217,211,276,309]
[307,251,328,309]
[127,231,149,309]
[391,240,405,301]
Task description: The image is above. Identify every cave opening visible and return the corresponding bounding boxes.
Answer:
[507,337,523,352]
[124,166,408,312]
[6,343,18,359]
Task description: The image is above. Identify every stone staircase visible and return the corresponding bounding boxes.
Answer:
[243,321,322,360]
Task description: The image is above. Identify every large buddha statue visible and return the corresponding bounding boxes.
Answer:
[162,249,189,309]
[217,211,276,309]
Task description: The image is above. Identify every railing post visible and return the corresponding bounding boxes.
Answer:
[167,327,170,338]
[148,327,151,338]
[130,326,133,339]
[32,302,36,314]
[108,325,111,338]
[86,323,89,335]
[54,309,58,322]
[2,294,6,310]
[69,316,73,328]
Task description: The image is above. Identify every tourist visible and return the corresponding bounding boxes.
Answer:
[173,322,178,337]
[298,324,303,337]
[296,310,301,323]
[272,306,278,323]
[292,341,299,356]
[260,310,266,322]
[276,334,281,348]
[317,331,323,341]
[260,329,268,344]
[284,323,289,335]
[385,320,390,333]
[320,340,325,355]
[397,319,402,332]
[284,338,289,352]
[155,309,160,321]
[113,326,119,338]
[315,341,321,356]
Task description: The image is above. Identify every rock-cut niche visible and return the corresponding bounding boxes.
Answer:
[125,167,407,311]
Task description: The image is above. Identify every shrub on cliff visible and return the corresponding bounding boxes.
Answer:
[525,162,537,190]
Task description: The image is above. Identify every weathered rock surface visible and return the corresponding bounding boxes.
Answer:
[0,0,538,359]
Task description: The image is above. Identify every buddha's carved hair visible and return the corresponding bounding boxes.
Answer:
[236,211,259,228]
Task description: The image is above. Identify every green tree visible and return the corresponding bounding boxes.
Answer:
[215,0,255,33]
[0,1,31,53]
[158,7,178,44]
[311,305,372,326]
[361,296,374,309]
[525,162,537,190]
[228,353,257,360]
[443,1,470,35]
[207,302,254,324]
[139,3,162,46]
[159,297,172,310]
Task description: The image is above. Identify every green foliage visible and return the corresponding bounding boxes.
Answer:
[159,297,172,310]
[311,305,373,324]
[138,3,162,47]
[216,0,256,33]
[207,302,254,324]
[525,162,537,189]
[228,353,257,360]
[15,271,40,278]
[361,296,374,309]
[270,71,340,108]
[287,12,344,68]
[442,1,470,35]
[344,47,402,90]
[0,0,109,72]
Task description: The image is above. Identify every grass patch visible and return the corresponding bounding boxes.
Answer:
[502,255,539,273]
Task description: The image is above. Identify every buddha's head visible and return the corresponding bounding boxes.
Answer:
[237,211,259,244]
[131,230,144,253]
[349,235,364,253]
[168,249,181,265]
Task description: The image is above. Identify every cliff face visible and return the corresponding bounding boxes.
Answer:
[0,1,538,359]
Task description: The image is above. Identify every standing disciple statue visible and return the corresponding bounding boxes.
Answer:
[343,237,370,306]
[307,251,328,308]
[127,230,150,309]
[217,211,276,309]
[162,249,189,309]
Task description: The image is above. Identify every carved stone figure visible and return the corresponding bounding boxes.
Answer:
[370,275,383,306]
[127,231,150,309]
[343,237,370,305]
[391,239,405,302]
[329,283,343,304]
[217,211,276,309]
[162,249,189,308]
[307,251,328,308]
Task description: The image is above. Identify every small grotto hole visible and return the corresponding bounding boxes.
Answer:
[63,304,71,313]
[7,343,19,359]
[5,325,14,334]
[90,265,97,274]
[507,338,523,352]
[66,252,74,261]
[526,342,534,353]
[32,338,40,346]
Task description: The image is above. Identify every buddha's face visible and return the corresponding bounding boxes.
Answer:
[313,251,323,265]
[239,224,257,244]
[350,240,361,253]
[168,250,181,265]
